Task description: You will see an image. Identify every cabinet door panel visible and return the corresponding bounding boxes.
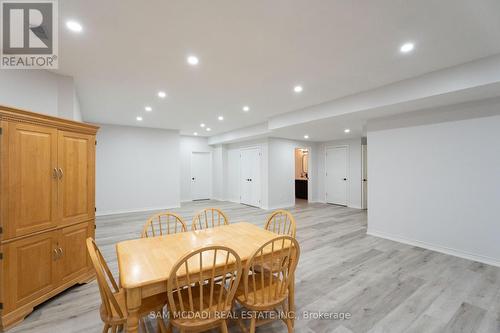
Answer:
[3,232,57,312]
[7,123,58,238]
[58,131,95,225]
[57,222,91,284]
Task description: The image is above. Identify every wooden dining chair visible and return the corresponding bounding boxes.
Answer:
[264,210,296,238]
[86,238,167,333]
[166,245,242,332]
[191,208,229,231]
[142,212,187,238]
[234,236,300,333]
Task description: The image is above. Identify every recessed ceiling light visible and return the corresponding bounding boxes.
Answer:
[187,55,199,66]
[344,128,351,133]
[136,116,143,121]
[66,20,83,33]
[294,85,303,93]
[400,42,415,53]
[242,106,250,112]
[206,128,211,132]
[200,123,205,128]
[157,91,167,98]
[193,132,198,136]
[304,134,309,139]
[218,116,224,121]
[145,106,152,112]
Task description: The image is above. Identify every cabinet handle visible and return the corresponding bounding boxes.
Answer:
[53,248,59,260]
[52,168,58,179]
[58,168,63,179]
[58,247,64,258]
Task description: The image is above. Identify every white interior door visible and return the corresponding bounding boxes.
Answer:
[240,148,261,207]
[326,146,348,206]
[362,144,368,209]
[191,152,211,200]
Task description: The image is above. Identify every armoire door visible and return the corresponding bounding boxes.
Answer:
[325,146,348,206]
[7,123,58,238]
[58,131,95,225]
[57,222,91,284]
[240,147,261,207]
[3,232,58,312]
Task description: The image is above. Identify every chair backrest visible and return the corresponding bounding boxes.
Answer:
[142,212,187,238]
[191,208,229,231]
[86,238,124,319]
[264,210,296,238]
[242,236,300,308]
[167,246,242,320]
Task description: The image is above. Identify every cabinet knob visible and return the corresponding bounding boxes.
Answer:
[58,168,63,179]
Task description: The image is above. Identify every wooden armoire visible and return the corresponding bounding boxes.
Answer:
[0,106,99,330]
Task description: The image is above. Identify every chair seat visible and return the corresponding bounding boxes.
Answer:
[100,288,167,324]
[168,283,231,328]
[235,273,288,309]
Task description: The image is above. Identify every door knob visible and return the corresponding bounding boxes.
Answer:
[343,178,347,181]
[363,179,367,182]
[192,177,195,180]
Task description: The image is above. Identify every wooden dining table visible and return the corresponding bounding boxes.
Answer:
[116,222,296,333]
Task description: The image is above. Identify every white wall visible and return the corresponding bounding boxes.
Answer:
[317,138,362,208]
[179,136,213,202]
[367,113,500,266]
[0,70,82,121]
[96,125,180,215]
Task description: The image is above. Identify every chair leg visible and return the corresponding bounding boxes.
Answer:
[111,325,118,333]
[221,320,229,333]
[249,317,256,333]
[102,324,110,333]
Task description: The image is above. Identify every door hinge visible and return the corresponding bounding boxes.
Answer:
[0,302,3,310]
[0,226,2,234]
[95,207,96,212]
[0,127,2,135]
[0,253,3,260]
[95,140,97,145]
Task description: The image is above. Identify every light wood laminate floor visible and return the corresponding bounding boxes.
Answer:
[8,200,500,333]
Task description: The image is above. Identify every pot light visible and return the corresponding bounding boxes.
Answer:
[304,134,309,139]
[187,55,199,66]
[66,20,83,33]
[200,123,206,128]
[206,128,211,132]
[136,116,143,121]
[144,106,152,112]
[344,128,351,133]
[400,42,415,53]
[294,85,303,93]
[193,132,198,136]
[242,106,250,112]
[218,116,224,121]
[157,91,167,98]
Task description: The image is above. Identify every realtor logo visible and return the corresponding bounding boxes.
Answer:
[1,0,58,69]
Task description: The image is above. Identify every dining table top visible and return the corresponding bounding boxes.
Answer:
[116,222,281,289]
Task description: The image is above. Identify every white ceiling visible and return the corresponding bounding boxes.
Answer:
[56,0,500,137]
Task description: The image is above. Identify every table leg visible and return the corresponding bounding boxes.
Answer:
[288,271,295,327]
[126,287,142,333]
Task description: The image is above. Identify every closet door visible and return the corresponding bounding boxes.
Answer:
[6,123,58,238]
[325,146,348,206]
[57,131,95,226]
[240,147,261,207]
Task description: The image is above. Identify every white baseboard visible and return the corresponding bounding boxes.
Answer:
[367,228,500,268]
[96,205,180,217]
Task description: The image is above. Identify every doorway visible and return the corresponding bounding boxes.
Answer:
[294,148,309,202]
[325,146,348,206]
[191,152,211,200]
[240,147,261,207]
